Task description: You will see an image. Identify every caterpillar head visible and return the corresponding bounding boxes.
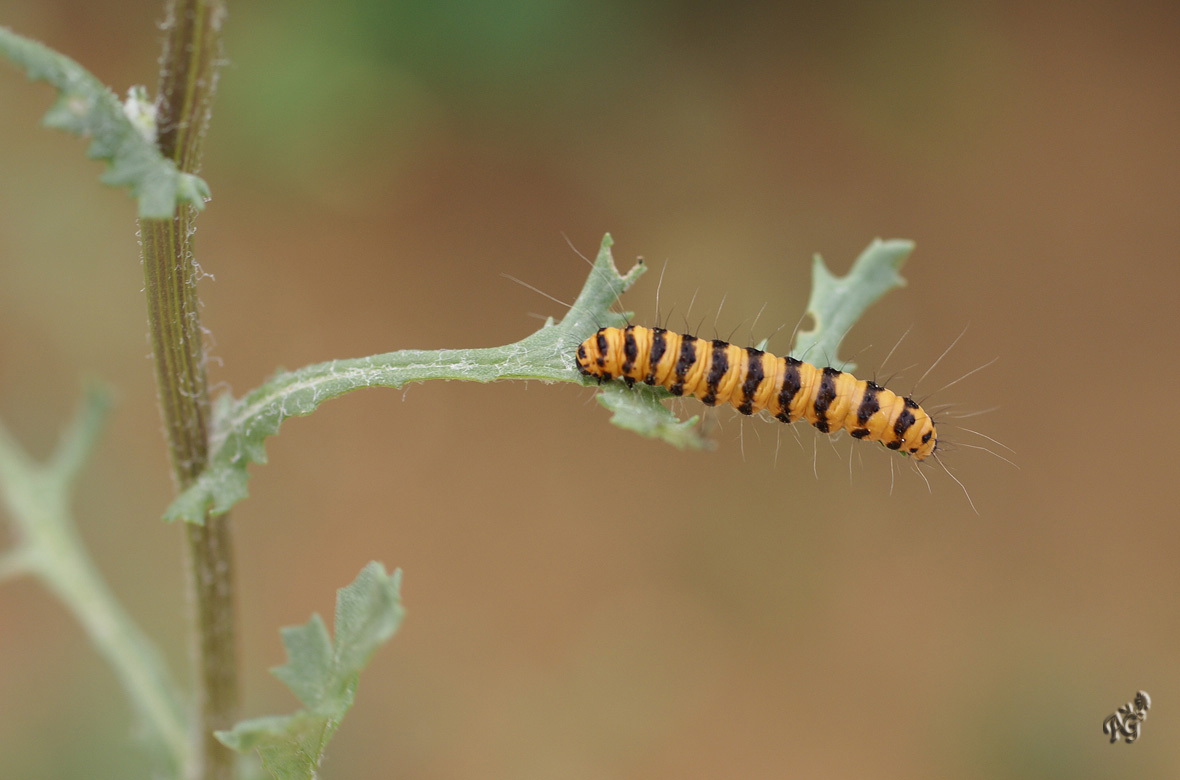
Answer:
[908,413,938,461]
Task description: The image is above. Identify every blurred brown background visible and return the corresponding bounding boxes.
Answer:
[2,2,1178,778]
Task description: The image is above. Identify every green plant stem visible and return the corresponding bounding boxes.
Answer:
[140,1,235,779]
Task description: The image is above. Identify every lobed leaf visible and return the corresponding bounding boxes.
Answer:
[790,238,913,372]
[164,233,672,524]
[0,26,209,218]
[594,383,709,450]
[216,562,404,780]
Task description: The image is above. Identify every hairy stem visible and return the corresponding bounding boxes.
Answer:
[139,1,235,778]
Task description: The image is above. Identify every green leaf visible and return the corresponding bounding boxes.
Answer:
[0,385,191,775]
[0,26,209,218]
[164,233,661,524]
[216,562,405,780]
[594,383,710,451]
[271,615,337,713]
[790,238,913,372]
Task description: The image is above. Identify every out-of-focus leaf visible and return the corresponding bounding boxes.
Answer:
[0,26,209,217]
[215,563,404,780]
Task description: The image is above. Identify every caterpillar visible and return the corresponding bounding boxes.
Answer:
[575,325,938,460]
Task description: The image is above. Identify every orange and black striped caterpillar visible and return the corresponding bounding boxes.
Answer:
[575,325,938,460]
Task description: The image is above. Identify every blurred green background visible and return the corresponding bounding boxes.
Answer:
[2,1,1178,778]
